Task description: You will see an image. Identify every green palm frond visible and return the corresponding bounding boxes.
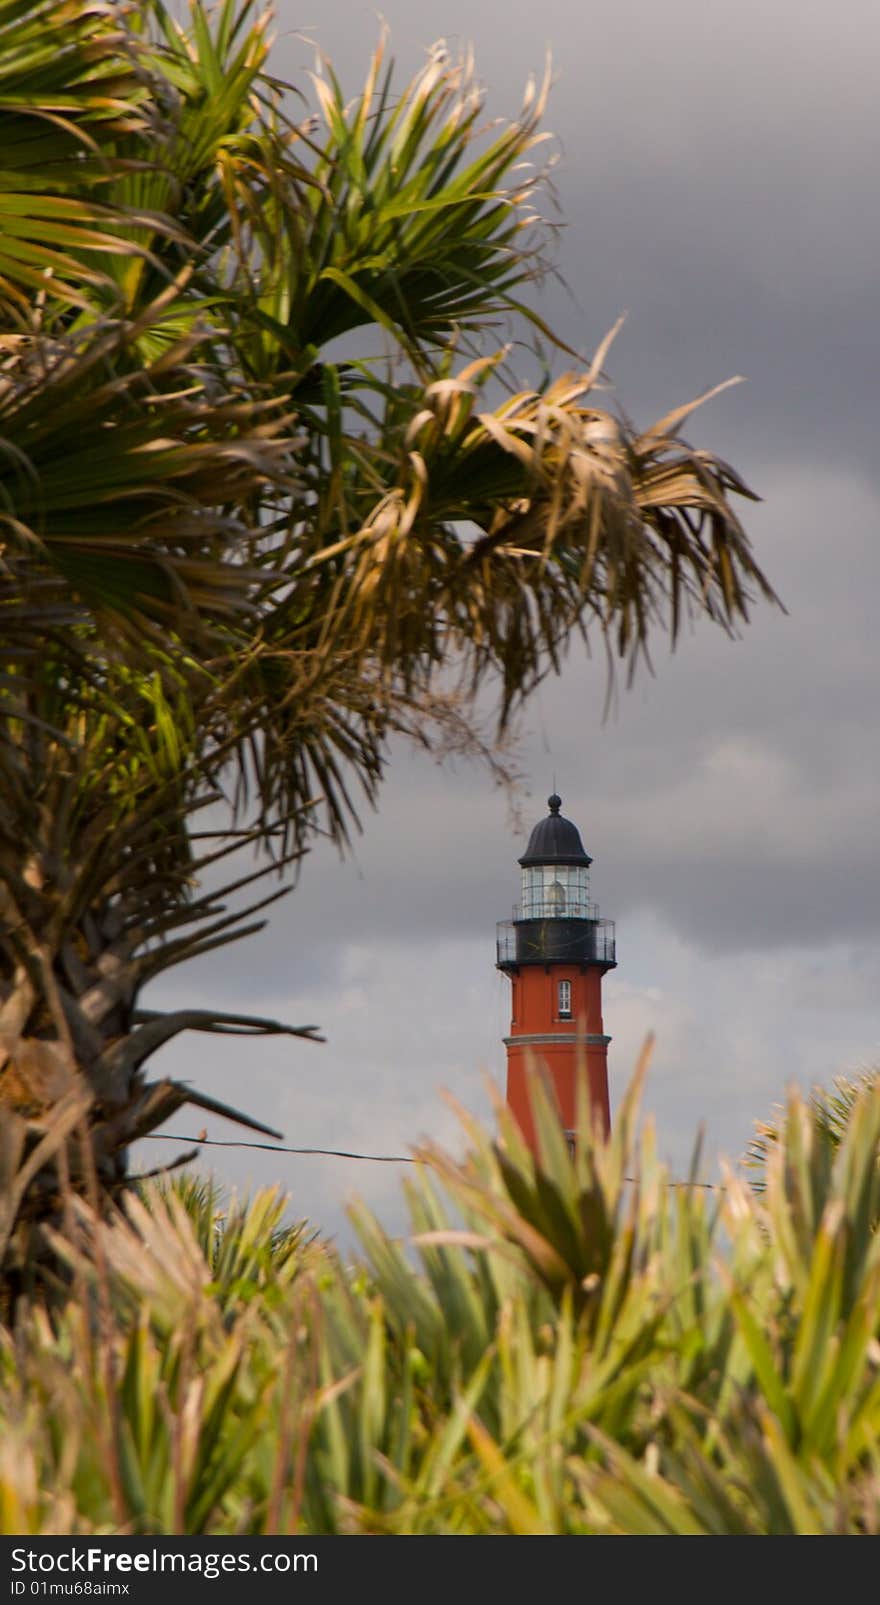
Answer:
[0,311,297,646]
[235,35,559,376]
[746,1069,880,1187]
[0,0,154,316]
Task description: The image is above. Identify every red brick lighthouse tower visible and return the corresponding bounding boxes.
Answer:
[496,795,616,1149]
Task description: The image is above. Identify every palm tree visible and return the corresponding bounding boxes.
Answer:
[0,0,777,1293]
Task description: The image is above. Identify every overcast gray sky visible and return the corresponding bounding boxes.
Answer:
[141,0,880,1245]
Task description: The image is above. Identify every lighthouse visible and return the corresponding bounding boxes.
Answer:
[496,795,616,1150]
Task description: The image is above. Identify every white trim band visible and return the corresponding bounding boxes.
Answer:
[504,1033,611,1048]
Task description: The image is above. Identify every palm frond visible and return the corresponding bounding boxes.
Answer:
[746,1068,880,1187]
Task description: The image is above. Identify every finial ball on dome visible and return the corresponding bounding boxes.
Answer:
[548,793,562,814]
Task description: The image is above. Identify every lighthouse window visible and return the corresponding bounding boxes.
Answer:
[558,979,572,1018]
[521,864,591,919]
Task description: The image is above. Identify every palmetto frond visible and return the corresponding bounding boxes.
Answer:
[0,0,776,846]
[0,315,296,639]
[5,1073,880,1531]
[288,352,769,728]
[746,1069,880,1189]
[0,0,154,316]
[241,36,557,368]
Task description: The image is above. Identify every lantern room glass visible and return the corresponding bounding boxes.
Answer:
[520,864,591,919]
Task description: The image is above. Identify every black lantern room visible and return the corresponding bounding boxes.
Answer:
[496,794,616,970]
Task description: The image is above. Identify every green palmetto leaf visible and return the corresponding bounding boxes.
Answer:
[747,1068,880,1187]
[4,1063,880,1532]
[0,0,155,315]
[584,1430,711,1535]
[0,311,297,647]
[250,37,558,364]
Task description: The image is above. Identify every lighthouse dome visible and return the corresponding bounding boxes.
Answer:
[518,795,593,868]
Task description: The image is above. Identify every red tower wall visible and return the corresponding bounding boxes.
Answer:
[505,963,610,1149]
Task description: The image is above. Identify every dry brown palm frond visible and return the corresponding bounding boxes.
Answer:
[285,346,770,728]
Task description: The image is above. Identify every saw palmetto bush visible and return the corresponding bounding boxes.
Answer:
[2,1062,879,1535]
[746,1069,880,1187]
[0,0,777,1290]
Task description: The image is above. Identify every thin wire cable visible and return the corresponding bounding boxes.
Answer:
[142,1133,415,1162]
[142,1132,729,1185]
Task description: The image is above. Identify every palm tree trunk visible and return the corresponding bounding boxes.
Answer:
[0,716,318,1304]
